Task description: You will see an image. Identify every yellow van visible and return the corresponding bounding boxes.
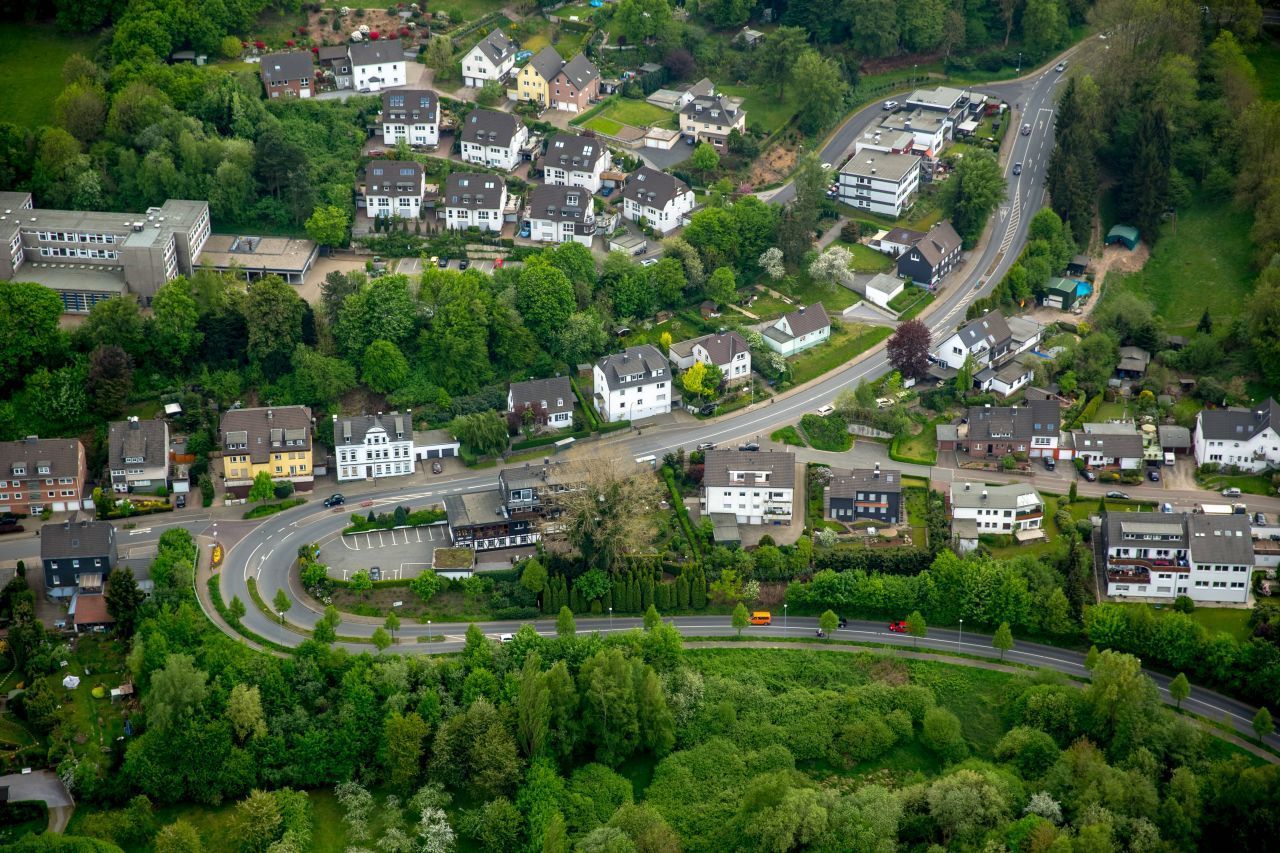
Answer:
[749,611,772,626]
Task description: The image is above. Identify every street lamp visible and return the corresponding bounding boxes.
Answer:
[783,603,788,636]
[958,618,963,652]
[427,619,432,642]
[609,606,613,630]
[1017,52,1022,74]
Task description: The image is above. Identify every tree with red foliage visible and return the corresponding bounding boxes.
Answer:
[370,31,380,40]
[886,318,932,381]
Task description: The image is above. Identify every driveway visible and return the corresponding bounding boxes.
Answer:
[0,770,74,832]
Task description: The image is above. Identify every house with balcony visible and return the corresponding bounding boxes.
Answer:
[107,417,169,493]
[333,412,416,482]
[462,28,517,88]
[837,151,921,218]
[621,167,695,235]
[542,133,611,193]
[940,401,1061,461]
[380,89,439,148]
[933,310,1013,371]
[667,331,751,386]
[363,160,426,221]
[41,519,117,593]
[219,406,313,498]
[897,220,962,287]
[949,481,1044,537]
[1067,423,1145,470]
[460,108,529,171]
[1102,511,1252,604]
[0,435,89,515]
[442,173,508,233]
[1193,398,1280,472]
[702,449,796,525]
[679,93,746,147]
[444,461,580,550]
[508,376,575,431]
[593,345,672,423]
[825,464,901,525]
[523,184,595,246]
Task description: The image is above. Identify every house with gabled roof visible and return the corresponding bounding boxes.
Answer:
[946,400,1061,460]
[524,184,594,246]
[825,465,902,525]
[107,417,169,494]
[593,345,672,422]
[0,435,90,514]
[679,93,746,147]
[1194,398,1280,472]
[363,160,426,220]
[463,28,517,88]
[702,449,796,525]
[334,412,415,482]
[1102,511,1252,603]
[460,108,529,171]
[542,133,612,192]
[620,166,694,234]
[380,89,439,148]
[897,220,962,287]
[516,46,564,107]
[443,173,508,233]
[259,51,314,99]
[762,304,830,357]
[349,42,406,91]
[550,53,601,113]
[317,45,352,89]
[219,405,313,497]
[668,331,752,386]
[509,377,575,431]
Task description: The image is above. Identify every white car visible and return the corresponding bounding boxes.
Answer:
[640,257,659,267]
[816,404,834,416]
[821,162,832,170]
[1056,61,1067,72]
[875,397,893,409]
[499,633,514,644]
[883,100,898,111]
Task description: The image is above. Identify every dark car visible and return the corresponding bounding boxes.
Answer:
[323,493,346,508]
[1106,490,1129,500]
[888,621,909,633]
[0,522,24,536]
[1148,469,1160,482]
[431,461,443,474]
[1254,512,1267,525]
[175,493,186,508]
[1043,456,1055,471]
[437,256,448,268]
[1012,162,1023,176]
[1081,469,1097,482]
[738,442,760,452]
[459,259,470,270]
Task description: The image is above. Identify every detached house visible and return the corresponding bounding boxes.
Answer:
[621,166,694,235]
[701,449,796,525]
[667,331,752,386]
[1102,511,1252,604]
[41,520,117,592]
[460,108,529,171]
[349,42,406,92]
[762,304,830,357]
[593,345,672,423]
[825,465,902,525]
[933,310,1013,371]
[334,412,415,482]
[364,160,426,220]
[949,481,1044,535]
[463,29,517,88]
[508,376,575,431]
[259,51,314,98]
[543,133,611,192]
[897,220,962,287]
[443,173,508,232]
[524,184,594,246]
[0,435,89,515]
[219,406,314,498]
[1068,423,1144,471]
[107,417,169,493]
[1194,398,1280,472]
[381,89,439,148]
[679,93,746,147]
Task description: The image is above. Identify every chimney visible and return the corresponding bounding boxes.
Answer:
[129,417,140,428]
[874,462,880,479]
[964,483,970,491]
[981,490,988,500]
[267,409,273,420]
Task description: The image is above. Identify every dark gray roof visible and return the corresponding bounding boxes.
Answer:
[317,45,350,62]
[108,419,167,469]
[527,46,564,81]
[220,406,312,464]
[1117,346,1151,372]
[913,220,962,267]
[882,227,925,245]
[773,304,830,339]
[1188,513,1255,565]
[41,520,115,560]
[445,173,505,210]
[596,345,668,390]
[690,331,748,366]
[527,183,592,225]
[957,310,1012,349]
[621,166,690,209]
[260,51,314,84]
[1071,429,1144,460]
[510,376,573,416]
[500,461,578,491]
[366,160,424,198]
[1158,425,1191,449]
[349,42,401,67]
[461,108,523,147]
[335,412,411,448]
[679,94,741,121]
[545,133,607,171]
[472,28,516,65]
[555,53,599,89]
[702,449,796,489]
[829,467,901,498]
[0,436,83,480]
[964,401,1060,443]
[382,89,438,124]
[1197,399,1280,442]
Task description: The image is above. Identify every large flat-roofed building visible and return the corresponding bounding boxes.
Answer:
[838,151,921,217]
[196,234,319,284]
[0,193,211,309]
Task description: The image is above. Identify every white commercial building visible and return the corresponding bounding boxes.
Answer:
[701,449,795,525]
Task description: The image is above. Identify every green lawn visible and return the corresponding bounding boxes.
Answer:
[1247,44,1280,100]
[0,23,98,127]
[1092,401,1131,422]
[584,115,625,135]
[788,324,893,386]
[601,97,677,128]
[771,425,806,446]
[718,84,800,135]
[1105,198,1255,333]
[1197,471,1277,497]
[892,415,950,465]
[1185,607,1253,641]
[837,241,895,272]
[887,286,933,319]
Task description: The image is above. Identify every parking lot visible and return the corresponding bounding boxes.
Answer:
[320,524,448,581]
[396,257,503,275]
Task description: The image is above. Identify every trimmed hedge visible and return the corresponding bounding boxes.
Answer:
[244,498,306,520]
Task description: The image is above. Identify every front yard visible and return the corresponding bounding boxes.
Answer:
[788,323,893,386]
[1196,470,1277,497]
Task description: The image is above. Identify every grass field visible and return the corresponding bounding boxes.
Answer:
[1247,44,1280,100]
[718,84,800,134]
[604,97,677,128]
[789,324,893,386]
[887,286,933,319]
[892,415,950,464]
[839,242,895,272]
[584,115,625,135]
[771,425,807,446]
[1105,199,1255,333]
[1184,607,1253,641]
[0,23,98,127]
[1198,470,1276,497]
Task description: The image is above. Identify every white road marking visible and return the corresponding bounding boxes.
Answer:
[128,528,152,536]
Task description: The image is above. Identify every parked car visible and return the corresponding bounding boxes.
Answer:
[1162,502,1174,513]
[437,256,449,268]
[738,442,760,452]
[888,620,909,633]
[1081,469,1097,482]
[1012,162,1023,176]
[323,493,346,507]
[1043,456,1055,471]
[1254,512,1267,525]
[431,460,443,474]
[1222,487,1242,498]
[1148,469,1160,482]
[1106,491,1129,500]
[883,100,899,111]
[816,404,834,416]
[0,522,24,536]
[640,257,659,267]
[499,633,514,643]
[1021,123,1031,136]
[368,148,384,156]
[696,442,716,451]
[175,493,186,508]
[518,222,531,238]
[600,186,614,197]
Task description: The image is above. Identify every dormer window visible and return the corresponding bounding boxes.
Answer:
[38,466,49,475]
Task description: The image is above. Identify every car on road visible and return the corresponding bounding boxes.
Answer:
[1106,491,1129,500]
[816,404,834,416]
[323,493,346,507]
[738,442,760,452]
[175,493,186,508]
[499,633,514,643]
[697,442,716,450]
[749,611,772,625]
[888,620,908,633]
[1222,487,1242,498]
[1056,61,1068,72]
[1043,456,1055,471]
[1013,162,1023,176]
[1148,469,1160,482]
[883,100,898,111]
[821,162,832,170]
[1021,123,1031,136]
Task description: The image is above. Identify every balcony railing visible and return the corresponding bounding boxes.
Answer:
[1108,557,1189,573]
[1107,568,1151,584]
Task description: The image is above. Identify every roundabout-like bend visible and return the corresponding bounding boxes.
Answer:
[217,495,1280,755]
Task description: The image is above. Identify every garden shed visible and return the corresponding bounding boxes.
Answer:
[1105,224,1140,249]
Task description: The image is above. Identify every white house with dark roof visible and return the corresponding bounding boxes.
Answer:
[508,376,575,431]
[364,160,426,219]
[593,345,672,423]
[542,133,611,192]
[620,167,694,235]
[1068,423,1145,470]
[317,45,352,89]
[381,89,439,147]
[838,151,921,217]
[524,184,595,246]
[463,29,517,88]
[349,42,406,91]
[679,93,746,147]
[334,412,415,482]
[762,304,830,357]
[1102,511,1252,603]
[932,310,1014,371]
[1194,398,1280,472]
[107,417,169,493]
[443,173,507,232]
[460,108,529,171]
[701,449,796,525]
[667,331,751,386]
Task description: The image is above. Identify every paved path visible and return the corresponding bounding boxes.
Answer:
[0,770,74,833]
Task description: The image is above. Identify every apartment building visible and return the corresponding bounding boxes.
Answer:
[1102,511,1253,604]
[219,406,314,498]
[837,151,921,217]
[333,412,415,482]
[0,435,89,514]
[701,449,796,525]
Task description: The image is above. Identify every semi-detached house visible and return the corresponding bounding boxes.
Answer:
[1103,511,1252,604]
[443,173,507,233]
[524,184,594,246]
[460,108,529,171]
[1193,398,1280,473]
[667,331,752,386]
[620,167,694,235]
[364,160,426,220]
[462,29,517,88]
[0,435,89,514]
[542,133,611,193]
[381,89,439,148]
[219,406,313,498]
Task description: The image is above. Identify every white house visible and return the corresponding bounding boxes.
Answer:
[620,166,694,235]
[460,108,528,172]
[949,481,1044,535]
[667,331,752,386]
[932,310,1014,371]
[381,89,439,148]
[1102,511,1252,604]
[524,184,595,246]
[701,449,795,525]
[1067,424,1145,470]
[462,29,517,88]
[542,133,611,193]
[593,345,671,423]
[443,173,507,233]
[762,304,830,357]
[837,151,921,217]
[1194,399,1280,472]
[679,93,746,147]
[364,160,425,220]
[349,42,406,92]
[879,108,949,157]
[334,412,416,482]
[508,376,575,431]
[107,418,169,493]
[976,357,1036,397]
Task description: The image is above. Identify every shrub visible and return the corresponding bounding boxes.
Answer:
[410,570,443,602]
[921,707,967,763]
[1173,595,1195,613]
[274,481,295,500]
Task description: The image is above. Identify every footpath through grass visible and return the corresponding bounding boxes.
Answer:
[0,23,97,127]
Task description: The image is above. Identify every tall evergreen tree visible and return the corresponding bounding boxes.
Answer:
[1121,104,1172,241]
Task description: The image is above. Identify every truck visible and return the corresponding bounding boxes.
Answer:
[1196,503,1235,515]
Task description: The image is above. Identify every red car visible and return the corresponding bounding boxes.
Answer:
[888,621,909,633]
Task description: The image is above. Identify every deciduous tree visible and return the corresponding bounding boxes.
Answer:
[886,319,932,381]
